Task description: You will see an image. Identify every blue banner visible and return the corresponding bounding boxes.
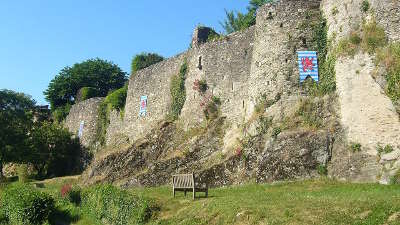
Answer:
[78,121,84,138]
[139,96,147,117]
[297,51,319,83]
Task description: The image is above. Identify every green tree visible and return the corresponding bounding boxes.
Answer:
[44,58,127,113]
[221,0,273,34]
[0,89,35,179]
[131,53,164,75]
[28,121,82,178]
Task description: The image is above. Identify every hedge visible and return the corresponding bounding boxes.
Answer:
[81,184,152,225]
[0,183,54,225]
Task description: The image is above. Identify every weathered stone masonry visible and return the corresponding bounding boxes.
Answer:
[65,97,103,148]
[67,0,400,184]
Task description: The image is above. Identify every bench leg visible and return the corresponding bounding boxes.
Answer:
[184,190,187,196]
[193,189,195,200]
[205,189,208,198]
[173,188,175,198]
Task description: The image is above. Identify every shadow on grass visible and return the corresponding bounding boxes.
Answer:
[48,207,80,225]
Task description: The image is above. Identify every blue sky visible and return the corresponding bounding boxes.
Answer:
[0,1,248,105]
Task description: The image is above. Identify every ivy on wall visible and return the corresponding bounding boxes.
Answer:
[168,60,188,121]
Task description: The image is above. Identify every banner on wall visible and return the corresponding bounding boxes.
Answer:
[139,96,147,117]
[297,51,319,83]
[78,121,84,138]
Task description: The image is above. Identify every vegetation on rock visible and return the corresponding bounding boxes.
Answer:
[168,60,188,120]
[131,52,164,75]
[77,87,99,102]
[221,0,273,34]
[44,58,127,122]
[95,83,129,146]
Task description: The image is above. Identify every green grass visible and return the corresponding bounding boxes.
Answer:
[1,178,400,224]
[132,179,400,225]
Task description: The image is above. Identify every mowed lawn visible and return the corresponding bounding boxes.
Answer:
[133,179,400,225]
[1,178,400,225]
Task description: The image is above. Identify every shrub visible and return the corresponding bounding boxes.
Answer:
[390,170,400,185]
[169,61,188,120]
[350,142,362,152]
[272,127,281,138]
[296,98,322,128]
[104,83,128,111]
[193,79,208,93]
[79,87,99,102]
[1,183,54,225]
[95,83,128,146]
[61,184,81,205]
[317,164,328,176]
[377,144,394,155]
[17,164,29,183]
[362,21,387,54]
[200,94,222,121]
[52,103,72,123]
[337,38,358,57]
[131,53,164,74]
[376,43,400,102]
[81,184,152,225]
[361,0,370,13]
[256,116,273,135]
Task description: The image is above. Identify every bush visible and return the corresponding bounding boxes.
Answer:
[317,164,328,176]
[94,83,128,146]
[17,164,29,183]
[169,61,188,120]
[1,183,54,225]
[81,184,152,225]
[296,98,323,128]
[193,79,208,93]
[272,127,281,138]
[377,144,394,155]
[256,116,273,135]
[376,43,400,102]
[79,87,99,102]
[60,184,81,205]
[131,53,164,74]
[104,83,128,111]
[52,103,72,123]
[362,21,387,54]
[361,0,370,13]
[350,142,362,152]
[390,170,400,185]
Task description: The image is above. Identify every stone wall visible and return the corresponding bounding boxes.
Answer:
[105,109,126,146]
[122,23,255,141]
[322,0,400,183]
[247,0,322,120]
[123,52,188,140]
[65,97,103,148]
[180,26,255,130]
[321,0,400,43]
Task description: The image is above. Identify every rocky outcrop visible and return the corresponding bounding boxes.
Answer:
[82,118,332,187]
[256,130,332,182]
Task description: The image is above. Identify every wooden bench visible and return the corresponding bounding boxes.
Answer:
[172,173,208,199]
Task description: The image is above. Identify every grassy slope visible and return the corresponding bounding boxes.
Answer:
[133,179,400,225]
[1,178,400,224]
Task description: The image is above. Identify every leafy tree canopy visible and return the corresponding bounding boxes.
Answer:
[131,53,164,74]
[221,0,274,34]
[44,58,127,110]
[0,89,35,177]
[28,121,82,178]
